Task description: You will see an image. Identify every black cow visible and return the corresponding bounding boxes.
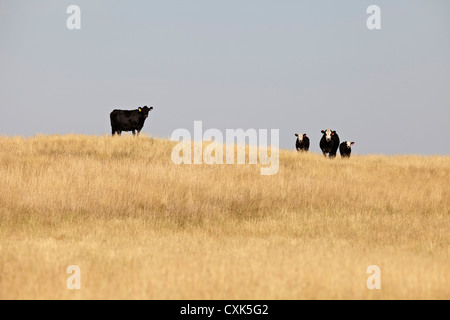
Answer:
[339,141,355,158]
[294,133,310,152]
[110,106,153,136]
[319,129,340,158]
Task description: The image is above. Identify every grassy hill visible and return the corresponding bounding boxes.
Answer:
[0,135,448,299]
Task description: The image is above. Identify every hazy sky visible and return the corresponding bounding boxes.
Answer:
[0,0,449,154]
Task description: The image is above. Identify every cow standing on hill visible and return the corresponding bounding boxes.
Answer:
[295,133,310,152]
[340,141,355,158]
[319,129,340,158]
[110,106,154,136]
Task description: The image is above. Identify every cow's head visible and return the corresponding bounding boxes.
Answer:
[321,129,335,142]
[138,106,154,118]
[346,141,355,148]
[295,133,306,142]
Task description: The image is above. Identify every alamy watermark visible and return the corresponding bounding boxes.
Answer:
[66,5,381,31]
[67,265,81,290]
[367,265,381,290]
[367,5,381,30]
[66,5,81,30]
[170,121,279,175]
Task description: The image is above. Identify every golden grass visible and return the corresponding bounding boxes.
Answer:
[0,134,449,300]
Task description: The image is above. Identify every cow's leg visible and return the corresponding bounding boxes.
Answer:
[117,131,122,136]
[137,130,141,137]
[112,128,116,136]
[132,130,136,136]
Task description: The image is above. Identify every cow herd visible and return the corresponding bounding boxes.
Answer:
[296,129,355,158]
[110,106,355,158]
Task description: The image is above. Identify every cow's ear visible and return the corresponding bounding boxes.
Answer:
[149,107,153,111]
[138,108,142,112]
[295,134,298,137]
[303,134,307,137]
[321,130,325,134]
[351,142,355,145]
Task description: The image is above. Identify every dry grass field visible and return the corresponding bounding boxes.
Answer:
[0,135,449,300]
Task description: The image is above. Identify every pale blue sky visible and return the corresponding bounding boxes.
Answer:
[0,0,449,154]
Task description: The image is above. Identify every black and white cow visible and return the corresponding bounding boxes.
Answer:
[110,106,153,136]
[294,133,310,152]
[319,129,340,158]
[339,141,355,158]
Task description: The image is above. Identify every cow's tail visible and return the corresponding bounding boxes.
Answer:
[110,111,116,136]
